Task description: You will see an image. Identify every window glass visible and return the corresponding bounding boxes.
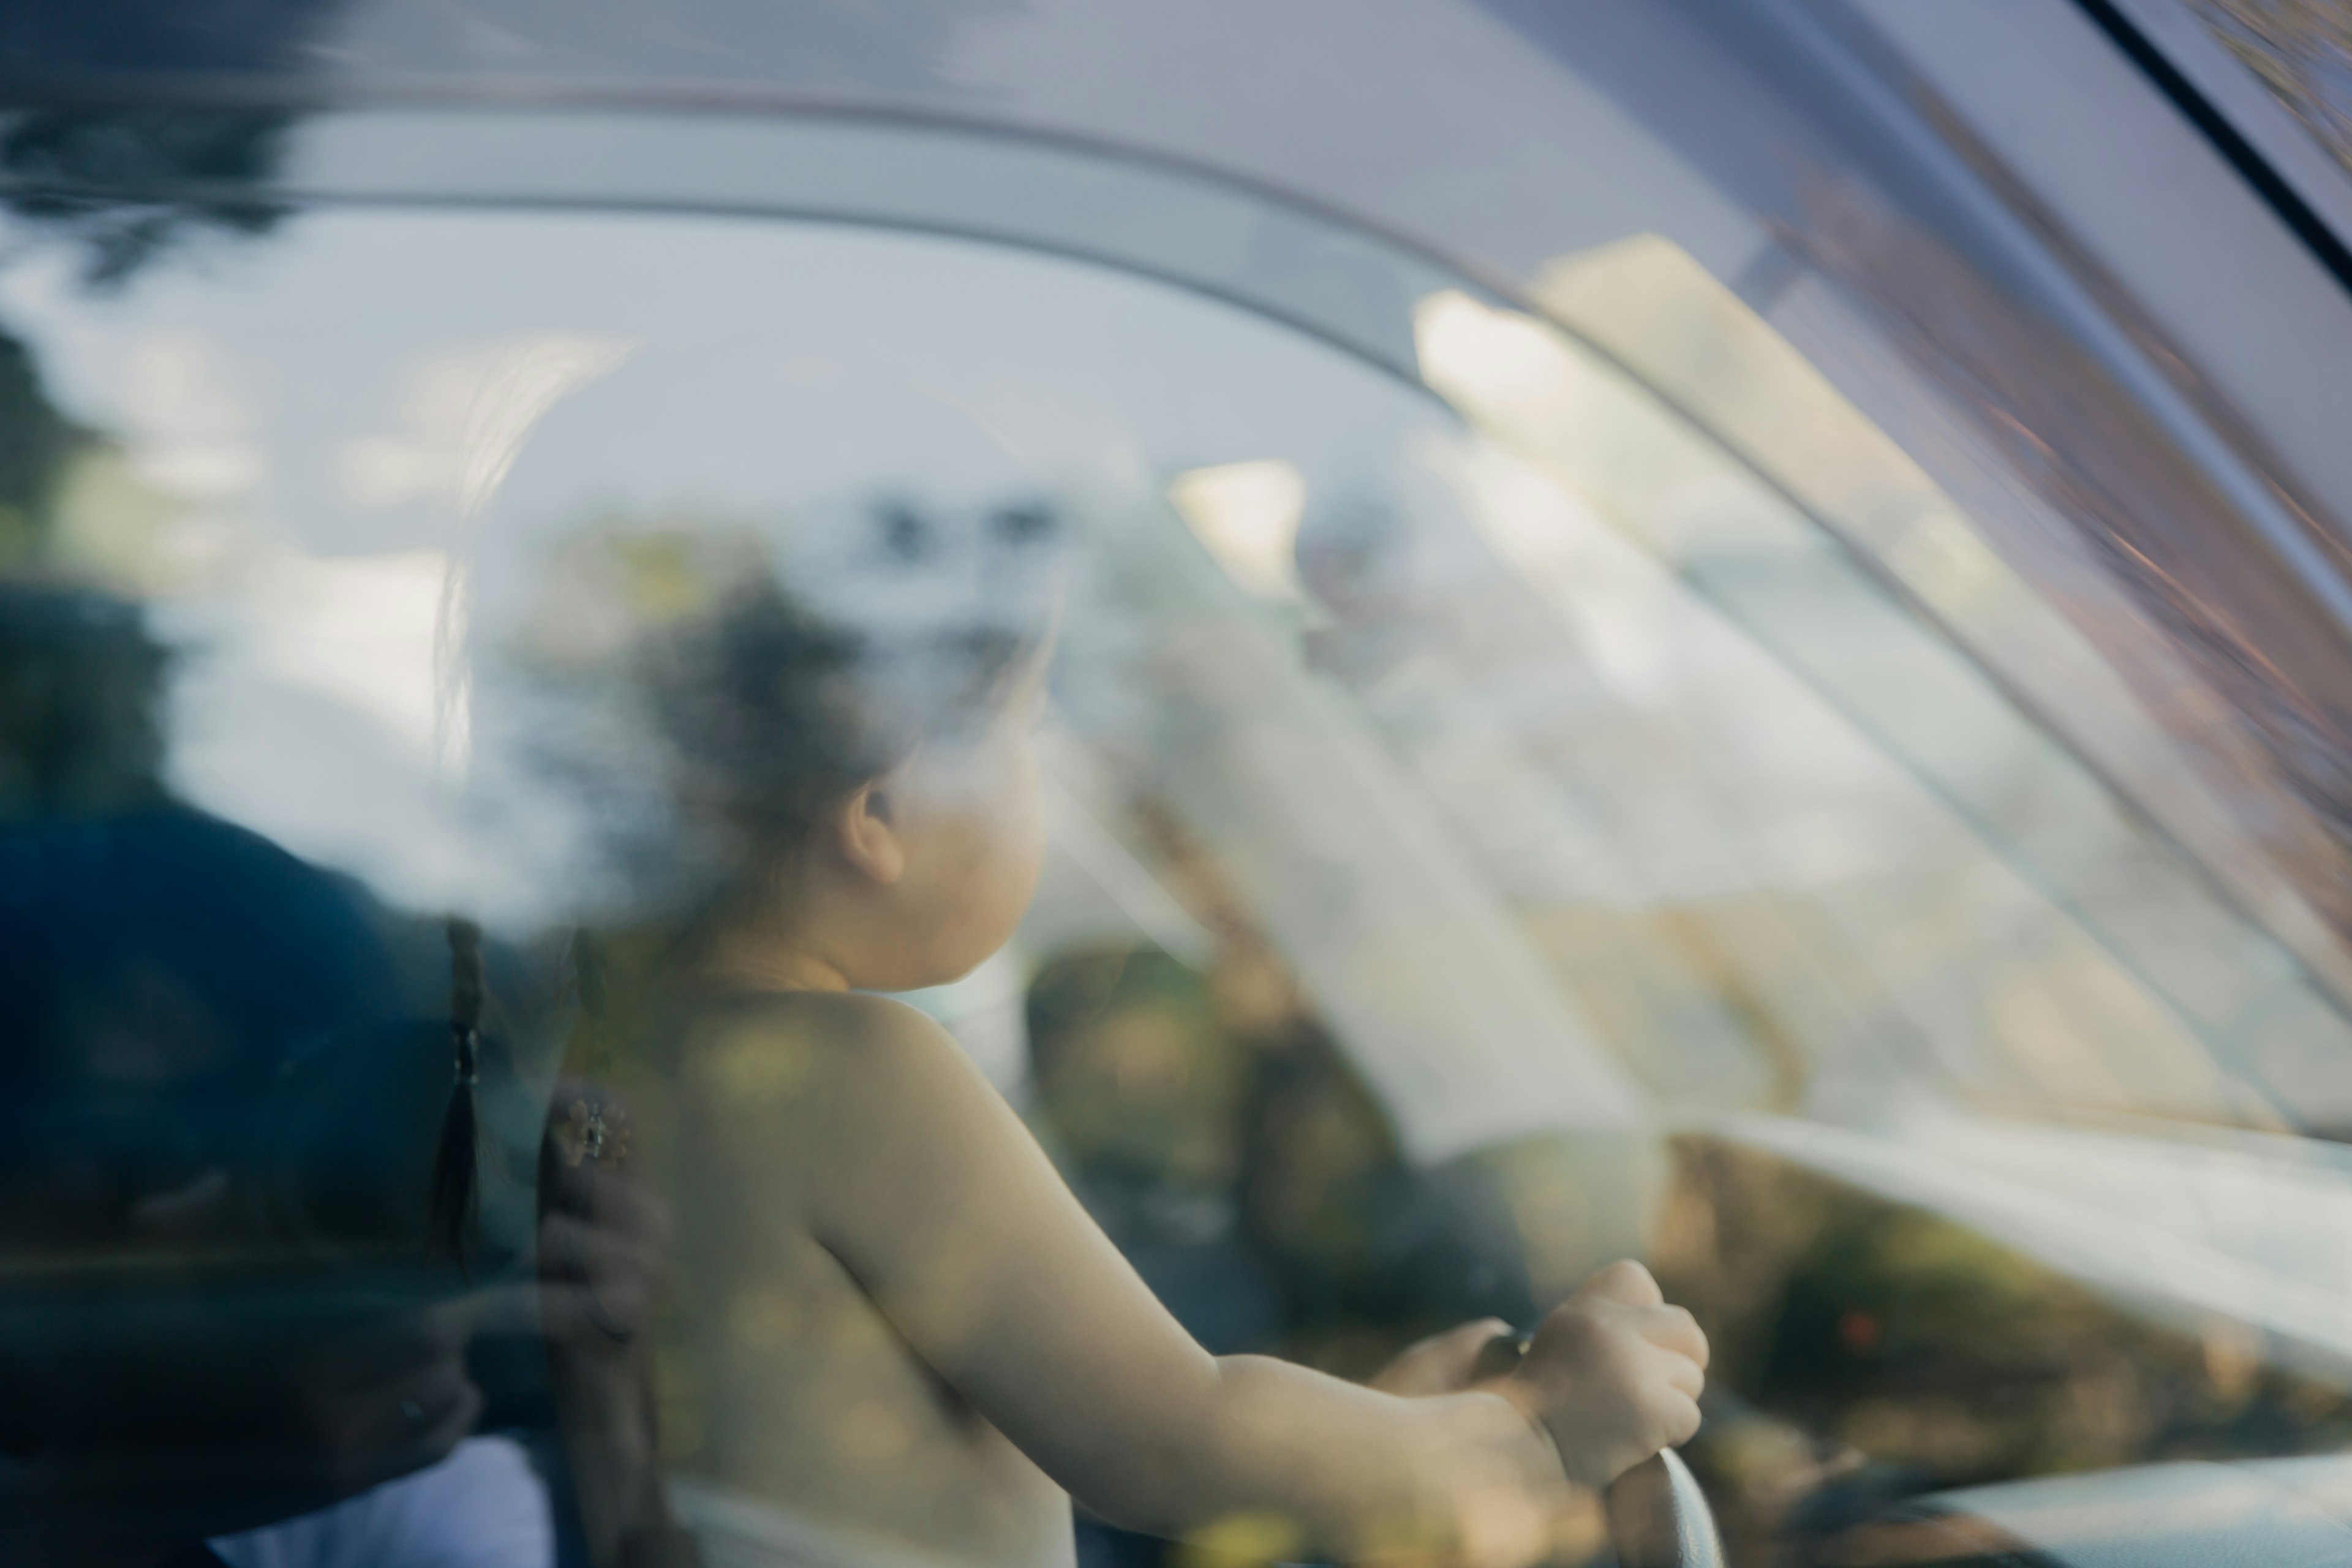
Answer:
[2190,0,2352,179]
[7,123,2352,1565]
[9,203,2337,1139]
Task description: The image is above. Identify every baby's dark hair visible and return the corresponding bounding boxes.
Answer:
[434,496,1062,1265]
[638,496,1060,915]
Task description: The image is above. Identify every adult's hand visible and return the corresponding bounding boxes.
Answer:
[535,1083,674,1359]
[532,1082,690,1568]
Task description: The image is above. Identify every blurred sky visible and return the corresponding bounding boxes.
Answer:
[0,207,1450,918]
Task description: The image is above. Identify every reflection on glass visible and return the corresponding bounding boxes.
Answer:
[5,140,2352,1568]
[2192,0,2352,179]
[0,313,552,1561]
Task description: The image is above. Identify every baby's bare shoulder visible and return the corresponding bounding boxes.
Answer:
[680,990,968,1114]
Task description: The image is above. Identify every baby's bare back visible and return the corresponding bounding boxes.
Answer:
[625,986,1667,1568]
[651,995,1074,1568]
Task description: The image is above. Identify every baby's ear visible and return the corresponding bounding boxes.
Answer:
[834,778,908,886]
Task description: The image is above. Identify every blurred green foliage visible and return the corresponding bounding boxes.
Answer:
[1656,1136,2352,1562]
[0,322,85,572]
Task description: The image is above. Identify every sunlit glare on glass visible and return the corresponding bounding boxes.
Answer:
[1167,458,1307,599]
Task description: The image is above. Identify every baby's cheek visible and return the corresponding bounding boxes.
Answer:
[968,796,1046,952]
[974,743,1045,869]
[1001,783,1047,899]
[975,810,1042,915]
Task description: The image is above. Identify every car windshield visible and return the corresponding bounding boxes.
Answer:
[7,105,2352,1568]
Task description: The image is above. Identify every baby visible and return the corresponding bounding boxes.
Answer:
[520,502,1706,1568]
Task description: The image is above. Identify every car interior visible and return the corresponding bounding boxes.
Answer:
[10,73,2352,1568]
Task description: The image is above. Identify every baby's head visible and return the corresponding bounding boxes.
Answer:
[675,510,1056,992]
[462,353,1072,987]
[503,495,1061,994]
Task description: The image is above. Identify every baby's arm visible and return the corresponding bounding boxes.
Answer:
[803,996,1704,1566]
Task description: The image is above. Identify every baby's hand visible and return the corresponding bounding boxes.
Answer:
[1368,1317,1517,1396]
[1502,1259,1706,1492]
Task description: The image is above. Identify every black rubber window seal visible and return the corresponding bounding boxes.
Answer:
[2071,0,2352,304]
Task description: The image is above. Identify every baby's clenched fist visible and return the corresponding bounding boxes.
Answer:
[1498,1259,1707,1492]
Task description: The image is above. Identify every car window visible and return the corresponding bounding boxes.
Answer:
[2189,0,2352,179]
[8,108,2352,1567]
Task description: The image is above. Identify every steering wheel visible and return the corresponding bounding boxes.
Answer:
[1606,1449,1727,1568]
[1469,1329,1723,1567]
